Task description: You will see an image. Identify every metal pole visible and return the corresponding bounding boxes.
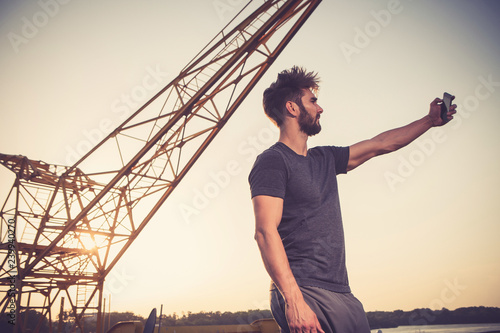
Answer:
[158,304,163,333]
[102,297,106,333]
[108,294,111,331]
[58,297,65,333]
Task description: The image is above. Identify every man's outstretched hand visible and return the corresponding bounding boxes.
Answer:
[429,96,457,126]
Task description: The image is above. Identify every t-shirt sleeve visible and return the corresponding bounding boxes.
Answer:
[248,150,287,199]
[328,145,350,175]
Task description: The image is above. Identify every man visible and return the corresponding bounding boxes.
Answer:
[248,66,457,333]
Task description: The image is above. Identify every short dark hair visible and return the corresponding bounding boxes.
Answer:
[263,66,320,126]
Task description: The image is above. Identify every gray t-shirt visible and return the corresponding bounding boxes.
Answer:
[249,142,351,293]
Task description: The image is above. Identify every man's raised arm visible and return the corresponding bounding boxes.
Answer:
[252,195,324,333]
[347,96,457,171]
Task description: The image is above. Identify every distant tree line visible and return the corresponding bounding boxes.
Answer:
[0,310,143,333]
[159,309,273,327]
[366,307,500,329]
[1,306,499,332]
[158,307,500,328]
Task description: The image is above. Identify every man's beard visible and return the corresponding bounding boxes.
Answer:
[298,105,321,136]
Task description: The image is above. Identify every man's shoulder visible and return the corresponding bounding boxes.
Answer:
[309,145,350,174]
[309,145,349,155]
[248,143,288,192]
[260,142,282,153]
[254,143,286,165]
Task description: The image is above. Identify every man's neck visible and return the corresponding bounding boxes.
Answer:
[278,129,308,156]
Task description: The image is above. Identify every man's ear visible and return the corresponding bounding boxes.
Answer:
[285,101,299,118]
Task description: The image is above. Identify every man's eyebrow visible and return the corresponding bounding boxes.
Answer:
[311,97,318,102]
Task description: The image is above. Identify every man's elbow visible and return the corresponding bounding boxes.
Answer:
[254,229,266,244]
[380,143,401,155]
[371,135,406,155]
[348,143,399,171]
[384,141,408,154]
[254,227,277,247]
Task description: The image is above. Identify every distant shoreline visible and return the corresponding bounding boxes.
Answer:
[366,306,500,330]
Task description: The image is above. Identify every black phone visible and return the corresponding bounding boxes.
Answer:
[440,92,453,124]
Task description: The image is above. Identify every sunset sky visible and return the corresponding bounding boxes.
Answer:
[1,0,499,319]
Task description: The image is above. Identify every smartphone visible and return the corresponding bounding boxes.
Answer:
[440,92,453,124]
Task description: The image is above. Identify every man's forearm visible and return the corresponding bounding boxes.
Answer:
[254,228,303,302]
[255,228,325,332]
[348,115,434,171]
[373,115,433,153]
[348,97,456,171]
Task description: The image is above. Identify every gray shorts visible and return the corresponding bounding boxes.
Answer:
[270,286,370,333]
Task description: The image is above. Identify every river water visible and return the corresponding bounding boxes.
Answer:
[371,323,500,333]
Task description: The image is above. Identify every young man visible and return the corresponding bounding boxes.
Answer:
[248,66,457,333]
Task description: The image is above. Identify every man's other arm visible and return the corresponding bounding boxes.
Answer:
[347,97,457,171]
[252,195,324,333]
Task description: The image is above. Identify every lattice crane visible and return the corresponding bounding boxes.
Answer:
[0,1,321,332]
